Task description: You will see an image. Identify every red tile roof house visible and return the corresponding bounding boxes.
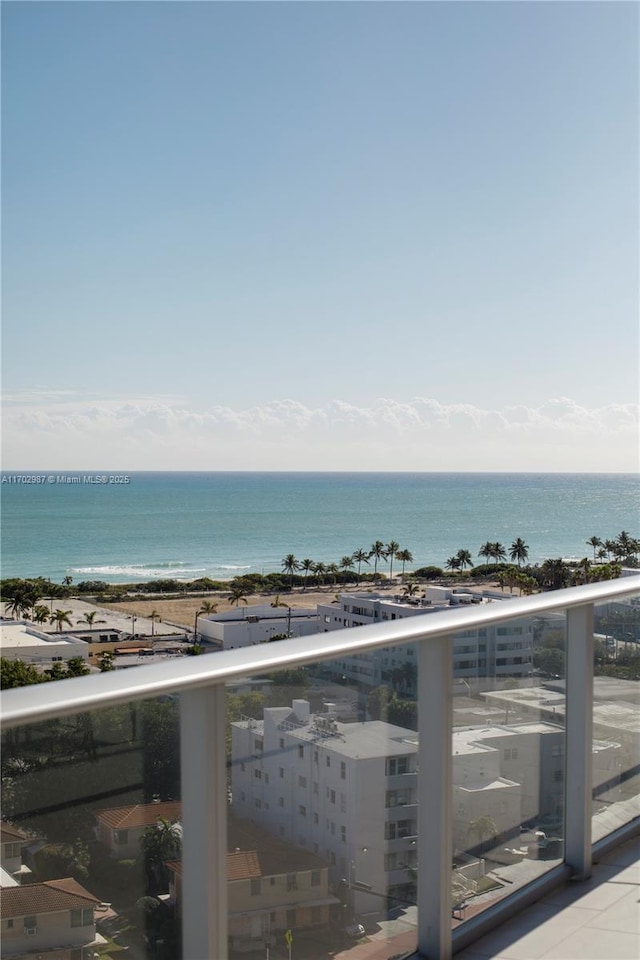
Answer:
[166,814,340,953]
[0,822,30,880]
[94,801,181,861]
[0,877,101,959]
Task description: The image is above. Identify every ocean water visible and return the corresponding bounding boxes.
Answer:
[0,472,637,583]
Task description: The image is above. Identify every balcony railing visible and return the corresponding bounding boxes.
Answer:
[2,576,639,960]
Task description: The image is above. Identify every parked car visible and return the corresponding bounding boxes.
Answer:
[344,921,365,938]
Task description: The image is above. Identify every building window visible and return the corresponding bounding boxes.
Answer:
[265,773,269,784]
[255,738,263,751]
[254,769,262,779]
[341,826,346,843]
[298,745,304,759]
[313,782,319,795]
[71,908,93,927]
[340,793,346,813]
[340,761,346,779]
[270,877,276,886]
[311,870,321,887]
[554,769,564,782]
[287,873,297,891]
[298,775,307,788]
[314,750,318,763]
[6,919,13,929]
[23,915,37,933]
[255,799,262,808]
[298,805,306,817]
[279,767,284,779]
[251,879,261,896]
[330,790,335,804]
[280,738,285,749]
[240,762,245,772]
[326,756,331,767]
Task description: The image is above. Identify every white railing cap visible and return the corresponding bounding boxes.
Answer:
[2,577,639,728]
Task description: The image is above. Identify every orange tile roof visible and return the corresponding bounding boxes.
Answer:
[95,802,181,830]
[227,850,261,881]
[0,821,28,844]
[1,878,99,919]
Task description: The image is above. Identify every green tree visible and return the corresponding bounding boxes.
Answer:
[352,549,370,584]
[194,600,218,640]
[586,536,602,561]
[228,586,248,607]
[402,580,419,598]
[367,685,393,721]
[312,561,326,586]
[445,556,461,573]
[370,541,386,583]
[77,610,106,628]
[299,559,314,591]
[139,817,182,893]
[509,538,529,567]
[478,542,493,562]
[1,657,47,689]
[396,549,413,582]
[386,541,400,582]
[49,609,73,632]
[65,657,90,677]
[326,562,340,585]
[456,549,473,571]
[97,651,116,672]
[340,555,354,577]
[540,558,570,590]
[491,542,507,563]
[281,554,300,589]
[32,604,51,624]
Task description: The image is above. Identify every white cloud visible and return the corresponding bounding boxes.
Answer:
[2,393,637,472]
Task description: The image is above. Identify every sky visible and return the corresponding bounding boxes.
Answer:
[2,1,638,472]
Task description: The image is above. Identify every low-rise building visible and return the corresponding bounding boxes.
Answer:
[167,813,339,952]
[95,801,181,860]
[198,605,319,650]
[316,591,534,695]
[0,877,100,959]
[0,622,89,668]
[0,822,29,882]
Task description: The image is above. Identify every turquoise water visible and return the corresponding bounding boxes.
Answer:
[1,472,637,582]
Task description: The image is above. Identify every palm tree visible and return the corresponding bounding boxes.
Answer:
[228,587,248,608]
[386,541,400,583]
[445,556,461,573]
[326,563,340,585]
[299,558,314,592]
[32,604,51,624]
[49,609,73,632]
[62,576,73,587]
[77,610,106,628]
[194,601,218,641]
[456,549,473,571]
[352,549,370,584]
[540,558,570,590]
[615,531,636,561]
[312,561,326,587]
[491,542,507,564]
[148,609,161,636]
[140,817,182,892]
[282,554,300,590]
[586,536,602,562]
[402,581,419,598]
[370,541,386,583]
[509,538,529,567]
[396,549,413,582]
[340,556,354,579]
[478,542,493,562]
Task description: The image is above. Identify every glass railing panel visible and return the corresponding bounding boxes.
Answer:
[592,593,640,842]
[1,695,181,960]
[227,650,419,959]
[451,609,566,925]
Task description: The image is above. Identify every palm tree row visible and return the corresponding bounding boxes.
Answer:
[586,532,640,564]
[281,542,415,590]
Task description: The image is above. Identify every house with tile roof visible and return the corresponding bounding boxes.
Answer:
[0,822,29,880]
[166,812,340,952]
[0,877,100,959]
[95,801,181,860]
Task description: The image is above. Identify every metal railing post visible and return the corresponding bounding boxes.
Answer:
[180,685,228,960]
[565,603,594,879]
[418,633,453,960]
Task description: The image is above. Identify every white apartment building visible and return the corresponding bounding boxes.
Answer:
[0,621,89,667]
[231,699,419,916]
[198,605,319,650]
[316,591,533,692]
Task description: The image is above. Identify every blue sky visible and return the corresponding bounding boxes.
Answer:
[2,1,638,471]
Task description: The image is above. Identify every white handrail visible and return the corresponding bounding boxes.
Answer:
[2,577,639,728]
